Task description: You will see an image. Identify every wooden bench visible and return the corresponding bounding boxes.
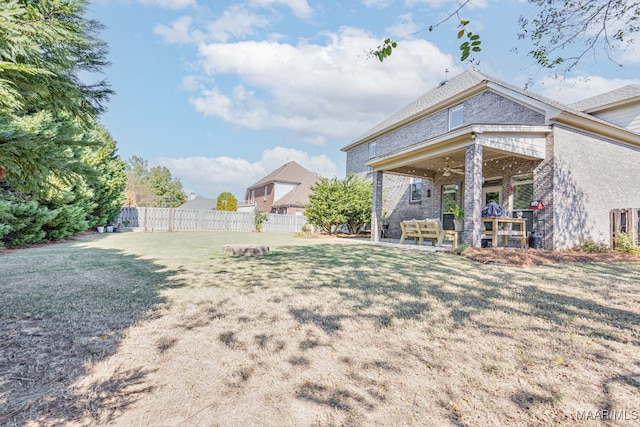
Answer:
[399,220,458,248]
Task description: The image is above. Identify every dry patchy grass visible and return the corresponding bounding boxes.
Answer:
[1,232,639,426]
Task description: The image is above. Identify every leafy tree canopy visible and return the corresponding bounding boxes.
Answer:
[372,0,638,74]
[0,0,125,247]
[216,192,238,211]
[124,157,186,208]
[0,0,112,119]
[306,174,372,234]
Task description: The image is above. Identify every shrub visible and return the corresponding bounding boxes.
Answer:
[0,193,54,247]
[580,237,610,253]
[453,243,469,255]
[614,232,639,255]
[254,209,269,232]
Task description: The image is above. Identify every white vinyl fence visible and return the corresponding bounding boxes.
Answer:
[117,207,308,233]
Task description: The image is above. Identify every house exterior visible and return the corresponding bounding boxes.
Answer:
[244,161,323,215]
[176,194,217,210]
[342,70,640,250]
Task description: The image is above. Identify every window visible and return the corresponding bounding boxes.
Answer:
[442,184,457,213]
[449,104,464,130]
[512,174,533,210]
[410,178,422,202]
[249,189,255,203]
[368,141,377,159]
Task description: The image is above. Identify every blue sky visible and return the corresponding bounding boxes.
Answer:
[87,0,640,201]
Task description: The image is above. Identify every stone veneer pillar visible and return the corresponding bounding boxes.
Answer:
[371,171,383,242]
[463,143,483,247]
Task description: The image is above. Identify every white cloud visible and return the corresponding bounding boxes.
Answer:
[532,75,640,104]
[261,147,339,178]
[188,26,459,145]
[153,147,338,200]
[404,0,487,8]
[385,13,420,39]
[154,16,195,44]
[612,42,640,65]
[138,0,196,9]
[205,5,271,43]
[361,0,390,9]
[249,0,313,20]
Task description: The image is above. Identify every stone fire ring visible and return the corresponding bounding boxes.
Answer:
[222,244,270,256]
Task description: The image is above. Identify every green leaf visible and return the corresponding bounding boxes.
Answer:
[457,29,465,39]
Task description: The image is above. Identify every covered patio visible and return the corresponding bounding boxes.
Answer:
[366,125,551,248]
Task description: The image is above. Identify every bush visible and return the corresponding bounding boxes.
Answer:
[580,237,610,253]
[614,232,639,255]
[254,209,269,232]
[453,242,469,255]
[0,193,54,247]
[305,174,372,234]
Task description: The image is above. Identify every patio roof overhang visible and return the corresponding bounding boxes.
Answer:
[364,124,551,178]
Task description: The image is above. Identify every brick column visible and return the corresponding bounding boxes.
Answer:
[371,171,383,242]
[463,143,483,247]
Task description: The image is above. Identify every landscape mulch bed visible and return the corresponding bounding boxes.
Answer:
[461,247,640,267]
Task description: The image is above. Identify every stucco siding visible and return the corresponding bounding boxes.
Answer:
[552,125,640,249]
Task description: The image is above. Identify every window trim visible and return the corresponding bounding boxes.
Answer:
[512,173,534,210]
[368,141,377,159]
[410,177,422,203]
[449,104,464,130]
[442,184,457,214]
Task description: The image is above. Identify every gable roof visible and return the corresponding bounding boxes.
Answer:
[343,69,640,151]
[247,161,312,189]
[570,85,640,112]
[176,195,217,210]
[272,171,323,208]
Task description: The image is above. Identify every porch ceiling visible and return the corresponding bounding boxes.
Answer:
[366,124,549,178]
[386,147,510,178]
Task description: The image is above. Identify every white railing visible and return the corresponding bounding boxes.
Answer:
[117,207,307,233]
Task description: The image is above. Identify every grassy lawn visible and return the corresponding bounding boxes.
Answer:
[1,231,639,426]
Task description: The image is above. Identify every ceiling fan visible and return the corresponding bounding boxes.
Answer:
[442,157,465,177]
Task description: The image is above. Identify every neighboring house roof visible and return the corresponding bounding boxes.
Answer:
[343,69,640,151]
[247,161,312,189]
[569,85,640,112]
[176,196,217,210]
[272,172,323,208]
